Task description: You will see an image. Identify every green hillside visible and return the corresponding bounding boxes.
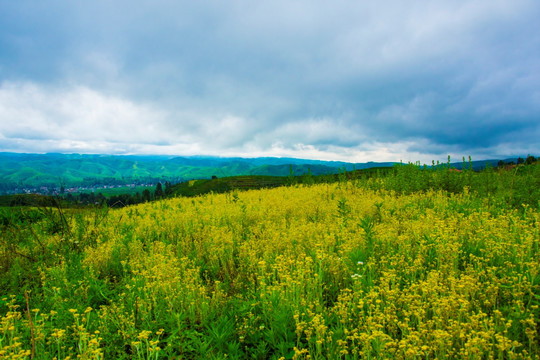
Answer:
[0,153,394,194]
[0,152,533,196]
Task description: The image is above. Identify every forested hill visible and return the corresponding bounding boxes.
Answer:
[0,152,395,194]
[0,152,528,195]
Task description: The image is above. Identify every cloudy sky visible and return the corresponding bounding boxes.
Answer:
[0,1,539,162]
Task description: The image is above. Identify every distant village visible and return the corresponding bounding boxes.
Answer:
[2,183,157,196]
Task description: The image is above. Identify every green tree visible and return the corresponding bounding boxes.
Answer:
[155,182,163,198]
[525,155,536,165]
[287,165,296,186]
[142,189,151,202]
[164,181,173,196]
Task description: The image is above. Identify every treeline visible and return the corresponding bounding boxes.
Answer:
[61,181,176,207]
[497,155,536,167]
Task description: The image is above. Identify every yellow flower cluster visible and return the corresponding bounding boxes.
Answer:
[1,180,538,358]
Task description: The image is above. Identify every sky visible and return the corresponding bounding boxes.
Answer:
[0,0,539,163]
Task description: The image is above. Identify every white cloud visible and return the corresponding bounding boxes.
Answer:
[1,78,538,162]
[1,1,539,161]
[0,82,172,149]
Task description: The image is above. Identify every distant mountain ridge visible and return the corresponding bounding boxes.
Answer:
[0,152,394,194]
[0,152,524,195]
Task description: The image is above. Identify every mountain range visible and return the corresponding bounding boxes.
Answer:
[0,152,522,195]
[0,152,394,194]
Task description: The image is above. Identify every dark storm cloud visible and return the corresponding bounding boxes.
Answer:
[0,0,539,161]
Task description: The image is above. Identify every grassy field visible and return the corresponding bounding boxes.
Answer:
[0,163,538,359]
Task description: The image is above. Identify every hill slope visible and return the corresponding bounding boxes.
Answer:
[0,153,394,194]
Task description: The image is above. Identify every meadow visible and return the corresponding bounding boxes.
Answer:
[0,161,539,359]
